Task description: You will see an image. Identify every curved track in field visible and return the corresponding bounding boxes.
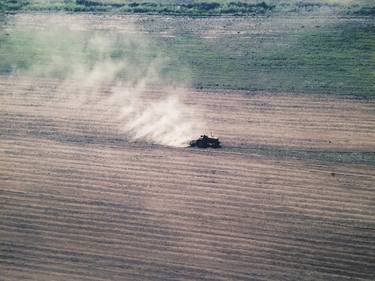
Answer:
[1,77,375,280]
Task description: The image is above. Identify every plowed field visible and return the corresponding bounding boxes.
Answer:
[1,76,374,280]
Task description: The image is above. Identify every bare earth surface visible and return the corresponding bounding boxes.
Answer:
[1,76,375,280]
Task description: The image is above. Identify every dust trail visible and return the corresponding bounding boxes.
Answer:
[3,14,199,147]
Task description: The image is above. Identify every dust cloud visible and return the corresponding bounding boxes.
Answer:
[5,14,199,147]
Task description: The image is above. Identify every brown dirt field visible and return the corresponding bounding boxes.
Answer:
[1,76,375,280]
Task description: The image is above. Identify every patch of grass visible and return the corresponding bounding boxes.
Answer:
[1,0,30,13]
[1,1,373,17]
[157,19,375,96]
[9,0,276,15]
[0,26,190,86]
[1,14,374,96]
[288,24,375,96]
[346,4,375,16]
[127,1,273,15]
[3,0,369,15]
[1,0,373,16]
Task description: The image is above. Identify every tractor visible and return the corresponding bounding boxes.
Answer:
[189,135,221,148]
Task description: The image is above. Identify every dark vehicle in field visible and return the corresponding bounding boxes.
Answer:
[190,135,221,148]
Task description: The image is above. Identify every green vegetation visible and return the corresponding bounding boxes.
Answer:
[0,14,374,96]
[1,0,29,12]
[0,0,373,16]
[0,26,188,86]
[3,0,275,15]
[1,0,374,96]
[0,28,84,76]
[347,4,375,16]
[289,24,375,96]
[158,20,375,96]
